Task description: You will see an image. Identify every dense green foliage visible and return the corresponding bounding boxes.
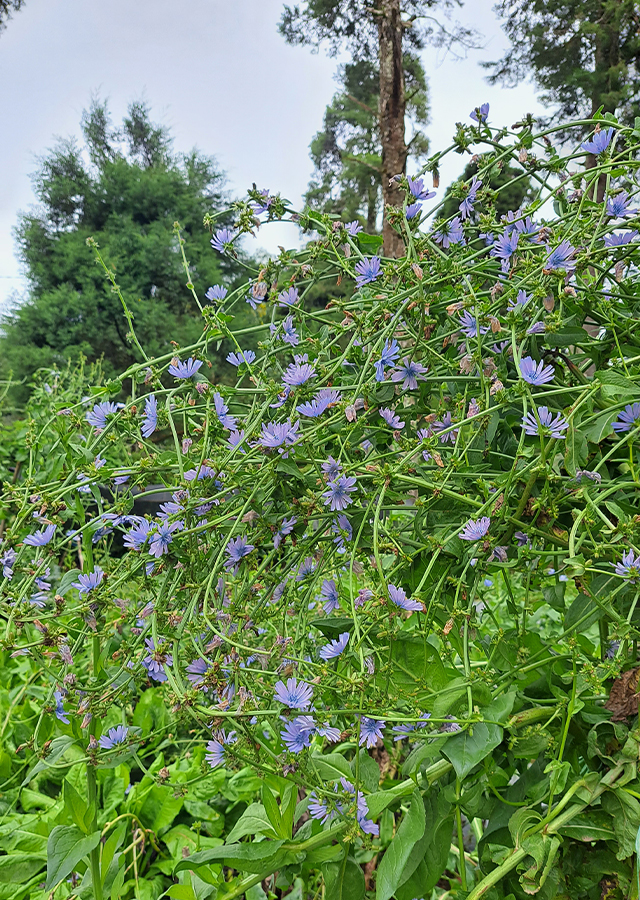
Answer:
[1,101,245,400]
[486,0,640,126]
[1,107,640,899]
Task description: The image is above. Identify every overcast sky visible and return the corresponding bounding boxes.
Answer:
[0,0,544,312]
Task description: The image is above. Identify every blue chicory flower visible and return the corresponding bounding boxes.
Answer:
[581,127,614,155]
[470,102,489,124]
[612,402,640,433]
[98,725,130,750]
[71,566,104,593]
[141,394,158,438]
[319,632,350,661]
[210,228,235,253]
[274,677,314,710]
[168,358,203,380]
[520,356,555,385]
[24,523,56,547]
[459,517,491,541]
[354,256,381,287]
[522,406,569,438]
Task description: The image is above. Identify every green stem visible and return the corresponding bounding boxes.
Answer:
[456,779,467,891]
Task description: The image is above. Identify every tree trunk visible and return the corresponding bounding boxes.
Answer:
[378,0,407,258]
[586,1,621,203]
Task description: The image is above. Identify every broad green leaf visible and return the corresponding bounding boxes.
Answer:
[358,232,383,253]
[385,634,448,693]
[558,810,616,842]
[23,735,77,785]
[310,617,354,637]
[174,840,292,875]
[322,855,365,900]
[442,721,503,779]
[132,687,169,734]
[602,788,640,860]
[45,825,101,890]
[545,326,588,347]
[376,789,426,900]
[583,409,619,443]
[101,821,126,884]
[396,788,453,900]
[136,783,183,834]
[262,785,286,838]
[167,886,197,900]
[226,802,277,842]
[57,569,82,596]
[311,752,353,783]
[0,853,46,883]
[351,749,380,793]
[596,370,640,399]
[63,778,91,834]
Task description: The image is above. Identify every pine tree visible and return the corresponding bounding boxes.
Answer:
[2,100,243,398]
[486,0,640,127]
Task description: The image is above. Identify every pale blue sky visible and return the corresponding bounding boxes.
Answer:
[0,0,544,312]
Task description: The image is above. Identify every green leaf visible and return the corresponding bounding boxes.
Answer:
[564,425,588,476]
[63,778,92,834]
[136,783,183,834]
[545,326,589,347]
[132,687,169,734]
[351,749,380,793]
[381,634,450,697]
[225,803,277,842]
[357,233,383,253]
[602,788,640,860]
[583,409,619,443]
[262,784,286,838]
[310,617,354,637]
[595,370,640,400]
[395,787,454,900]
[0,853,46,883]
[174,840,292,876]
[166,886,197,900]
[376,788,426,900]
[101,821,127,884]
[276,459,304,480]
[564,593,605,634]
[442,721,503,779]
[311,752,353,783]
[558,810,616,842]
[45,825,101,890]
[321,854,365,900]
[57,569,82,596]
[23,735,77,785]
